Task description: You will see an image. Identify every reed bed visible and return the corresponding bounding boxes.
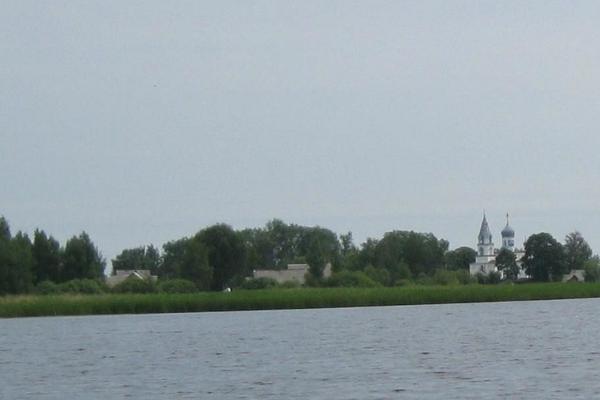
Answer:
[2,283,600,318]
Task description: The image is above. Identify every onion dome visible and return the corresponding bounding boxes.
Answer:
[501,213,515,238]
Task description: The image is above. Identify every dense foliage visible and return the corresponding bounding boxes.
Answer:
[0,217,106,295]
[495,248,519,281]
[111,245,160,276]
[522,233,566,282]
[157,279,198,294]
[564,231,592,272]
[584,257,600,282]
[1,215,597,295]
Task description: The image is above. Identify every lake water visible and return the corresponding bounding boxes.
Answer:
[2,298,600,399]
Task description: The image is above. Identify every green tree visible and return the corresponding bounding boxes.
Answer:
[495,248,519,281]
[364,264,391,286]
[522,233,566,282]
[0,218,11,294]
[195,224,247,290]
[340,232,355,255]
[305,235,326,279]
[32,229,62,284]
[391,261,413,283]
[356,238,379,270]
[0,216,10,242]
[299,226,341,271]
[11,232,34,293]
[0,231,34,294]
[241,220,296,269]
[159,238,189,279]
[61,232,105,281]
[339,231,360,270]
[564,231,592,271]
[180,237,212,290]
[584,256,600,282]
[264,219,301,267]
[241,220,342,272]
[445,247,476,270]
[375,231,448,276]
[111,245,160,275]
[157,237,212,289]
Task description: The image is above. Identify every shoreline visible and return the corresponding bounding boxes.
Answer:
[2,283,600,318]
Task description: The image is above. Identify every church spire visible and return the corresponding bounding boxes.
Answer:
[478,213,492,245]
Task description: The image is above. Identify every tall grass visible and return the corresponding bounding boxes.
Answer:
[2,283,600,318]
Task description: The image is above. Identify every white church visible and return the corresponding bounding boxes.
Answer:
[469,214,528,279]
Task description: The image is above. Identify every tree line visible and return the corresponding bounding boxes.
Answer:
[0,217,104,295]
[520,231,598,282]
[1,215,598,295]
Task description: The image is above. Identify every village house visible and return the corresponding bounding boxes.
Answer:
[106,269,158,288]
[253,263,332,285]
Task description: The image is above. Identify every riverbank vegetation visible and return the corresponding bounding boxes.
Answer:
[2,216,600,298]
[3,283,600,318]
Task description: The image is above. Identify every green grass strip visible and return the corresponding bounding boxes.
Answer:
[2,283,600,318]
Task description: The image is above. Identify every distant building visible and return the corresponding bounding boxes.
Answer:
[253,263,332,284]
[469,213,528,279]
[106,269,158,288]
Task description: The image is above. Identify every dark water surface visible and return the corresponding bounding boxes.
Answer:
[2,298,600,399]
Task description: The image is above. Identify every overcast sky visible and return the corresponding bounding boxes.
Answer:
[2,1,600,266]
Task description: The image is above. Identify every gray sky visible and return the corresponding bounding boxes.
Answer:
[2,1,600,266]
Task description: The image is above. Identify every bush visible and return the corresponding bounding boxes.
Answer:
[475,271,501,284]
[394,279,414,287]
[304,273,322,287]
[158,279,198,294]
[475,272,487,284]
[112,277,157,294]
[455,269,476,285]
[364,265,391,286]
[430,269,475,285]
[59,279,108,294]
[390,262,412,282]
[279,280,300,289]
[414,273,434,286]
[240,277,279,290]
[487,271,502,284]
[584,258,600,282]
[35,280,60,295]
[432,269,460,286]
[325,271,380,288]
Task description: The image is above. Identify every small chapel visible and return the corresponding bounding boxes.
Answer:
[469,213,528,279]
